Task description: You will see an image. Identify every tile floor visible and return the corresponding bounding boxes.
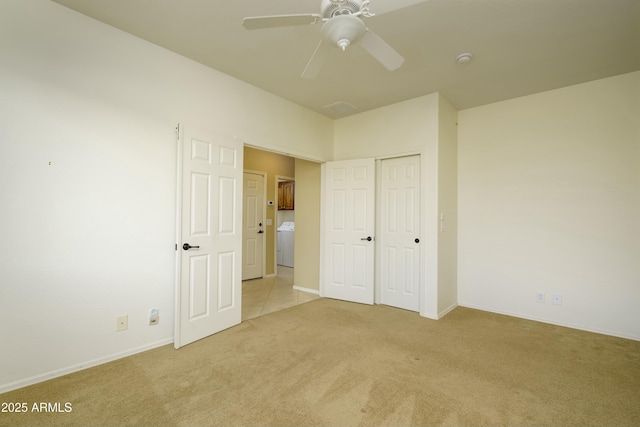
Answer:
[241,266,321,320]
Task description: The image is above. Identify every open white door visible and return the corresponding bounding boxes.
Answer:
[242,172,264,280]
[322,158,375,304]
[379,155,421,312]
[175,124,243,349]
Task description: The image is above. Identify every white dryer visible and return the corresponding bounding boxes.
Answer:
[277,222,294,267]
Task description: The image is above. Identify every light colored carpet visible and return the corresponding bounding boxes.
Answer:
[1,298,639,426]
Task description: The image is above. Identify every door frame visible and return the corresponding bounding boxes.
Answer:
[243,169,267,279]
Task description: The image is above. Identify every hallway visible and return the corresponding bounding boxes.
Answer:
[241,267,321,320]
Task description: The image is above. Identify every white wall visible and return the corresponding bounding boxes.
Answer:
[333,93,458,319]
[333,95,439,161]
[0,0,332,392]
[458,71,640,340]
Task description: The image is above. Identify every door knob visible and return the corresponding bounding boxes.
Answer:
[258,230,264,234]
[415,238,420,243]
[182,243,200,250]
[361,236,373,241]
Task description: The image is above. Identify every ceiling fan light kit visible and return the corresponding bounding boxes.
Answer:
[242,0,404,78]
[322,15,366,51]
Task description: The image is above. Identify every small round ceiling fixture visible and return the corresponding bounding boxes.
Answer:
[456,53,473,64]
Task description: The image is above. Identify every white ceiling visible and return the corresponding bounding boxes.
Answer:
[51,0,640,118]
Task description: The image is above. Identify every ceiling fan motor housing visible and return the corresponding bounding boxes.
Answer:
[321,0,366,18]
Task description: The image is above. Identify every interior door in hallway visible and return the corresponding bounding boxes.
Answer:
[322,158,375,305]
[175,125,243,348]
[379,155,421,312]
[242,172,264,280]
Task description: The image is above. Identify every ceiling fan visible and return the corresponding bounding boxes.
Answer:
[242,0,405,78]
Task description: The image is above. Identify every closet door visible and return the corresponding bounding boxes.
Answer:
[379,155,421,312]
[322,158,375,304]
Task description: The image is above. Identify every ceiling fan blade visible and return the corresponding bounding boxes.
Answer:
[242,14,323,30]
[359,30,404,71]
[302,40,332,79]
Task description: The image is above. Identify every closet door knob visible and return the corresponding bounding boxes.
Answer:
[415,238,420,243]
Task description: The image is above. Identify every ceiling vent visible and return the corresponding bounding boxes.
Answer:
[323,101,358,114]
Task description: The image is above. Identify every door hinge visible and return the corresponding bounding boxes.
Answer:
[175,243,178,251]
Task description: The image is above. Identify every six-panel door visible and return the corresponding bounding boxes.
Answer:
[176,125,243,348]
[323,158,375,305]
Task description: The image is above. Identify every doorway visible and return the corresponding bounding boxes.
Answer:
[242,148,320,320]
[241,267,320,320]
[175,136,322,347]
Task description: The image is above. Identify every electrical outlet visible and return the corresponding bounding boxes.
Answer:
[536,292,545,303]
[116,315,128,331]
[552,295,562,305]
[149,308,159,326]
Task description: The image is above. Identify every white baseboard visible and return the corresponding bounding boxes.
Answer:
[438,302,458,319]
[0,338,173,394]
[420,303,458,320]
[293,286,320,295]
[458,302,640,342]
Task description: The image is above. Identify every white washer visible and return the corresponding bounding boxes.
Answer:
[277,222,294,267]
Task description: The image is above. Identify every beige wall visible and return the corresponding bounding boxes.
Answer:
[458,71,640,340]
[244,147,295,275]
[293,159,322,291]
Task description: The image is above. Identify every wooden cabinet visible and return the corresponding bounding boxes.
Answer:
[278,181,294,210]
